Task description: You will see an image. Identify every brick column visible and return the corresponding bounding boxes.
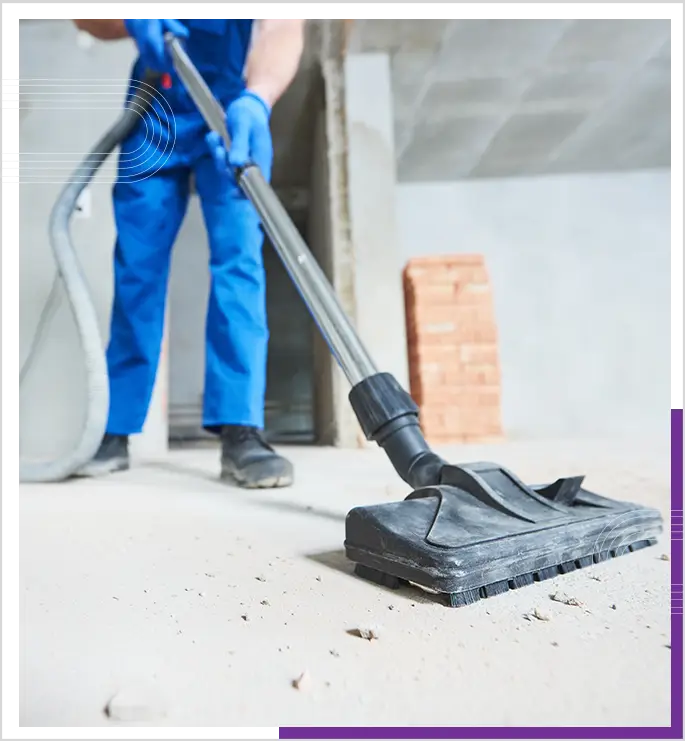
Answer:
[403,255,503,444]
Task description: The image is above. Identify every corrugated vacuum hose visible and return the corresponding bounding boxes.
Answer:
[19,74,159,482]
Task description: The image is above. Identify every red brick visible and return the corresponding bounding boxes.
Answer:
[440,365,501,387]
[460,344,499,365]
[404,254,502,442]
[404,254,484,273]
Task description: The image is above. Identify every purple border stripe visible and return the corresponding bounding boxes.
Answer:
[280,730,679,740]
[280,409,684,740]
[670,409,683,737]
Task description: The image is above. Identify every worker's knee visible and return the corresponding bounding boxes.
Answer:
[205,200,265,271]
[112,174,188,273]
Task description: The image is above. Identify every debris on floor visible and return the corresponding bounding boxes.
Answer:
[292,670,311,691]
[104,687,164,722]
[549,592,584,608]
[260,599,270,606]
[19,441,673,727]
[525,607,551,622]
[659,554,670,561]
[610,604,617,610]
[348,626,381,641]
[255,576,266,582]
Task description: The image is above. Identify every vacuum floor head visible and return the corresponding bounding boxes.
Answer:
[345,461,663,607]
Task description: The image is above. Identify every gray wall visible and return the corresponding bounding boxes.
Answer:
[305,59,366,448]
[396,169,671,441]
[344,53,409,392]
[307,108,337,444]
[19,21,137,460]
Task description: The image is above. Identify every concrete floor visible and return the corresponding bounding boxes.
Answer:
[20,438,672,728]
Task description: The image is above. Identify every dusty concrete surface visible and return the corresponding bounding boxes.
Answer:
[348,20,671,181]
[20,439,672,728]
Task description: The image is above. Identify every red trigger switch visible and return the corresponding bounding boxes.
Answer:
[161,73,172,90]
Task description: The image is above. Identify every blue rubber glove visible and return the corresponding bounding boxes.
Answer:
[205,91,273,192]
[124,19,188,72]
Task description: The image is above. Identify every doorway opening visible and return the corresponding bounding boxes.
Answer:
[167,201,318,446]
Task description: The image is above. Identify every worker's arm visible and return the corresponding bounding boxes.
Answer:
[206,19,305,185]
[73,20,129,40]
[245,19,306,108]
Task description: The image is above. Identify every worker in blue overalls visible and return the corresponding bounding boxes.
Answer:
[72,19,305,487]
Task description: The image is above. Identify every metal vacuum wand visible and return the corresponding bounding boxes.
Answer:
[164,34,378,387]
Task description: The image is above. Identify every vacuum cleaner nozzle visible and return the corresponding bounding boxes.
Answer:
[345,373,663,607]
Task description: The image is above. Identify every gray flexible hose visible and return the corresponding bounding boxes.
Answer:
[19,74,160,482]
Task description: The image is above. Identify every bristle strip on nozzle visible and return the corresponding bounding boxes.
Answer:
[352,539,658,609]
[439,538,657,608]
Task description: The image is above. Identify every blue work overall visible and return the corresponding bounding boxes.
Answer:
[106,19,267,435]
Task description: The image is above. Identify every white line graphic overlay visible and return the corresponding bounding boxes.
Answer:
[3,77,176,185]
[3,72,17,193]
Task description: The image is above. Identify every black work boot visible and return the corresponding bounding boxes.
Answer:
[74,434,130,478]
[220,425,293,489]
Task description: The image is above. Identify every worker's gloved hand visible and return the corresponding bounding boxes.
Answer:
[124,19,188,73]
[205,90,273,194]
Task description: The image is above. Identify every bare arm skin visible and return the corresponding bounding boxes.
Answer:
[245,19,306,108]
[73,20,129,40]
[72,18,306,106]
